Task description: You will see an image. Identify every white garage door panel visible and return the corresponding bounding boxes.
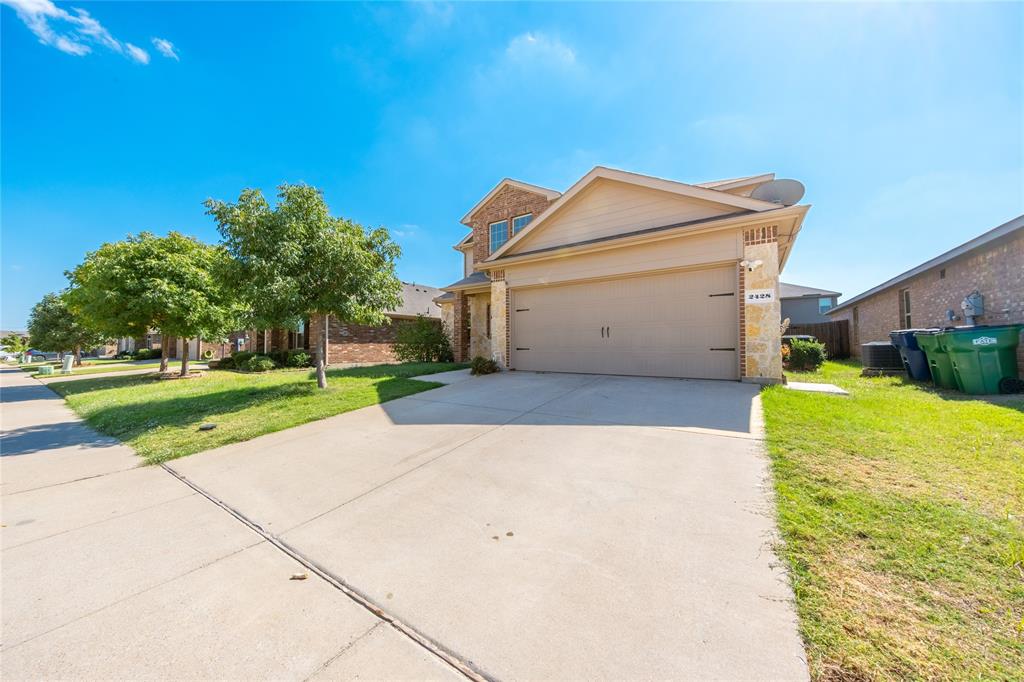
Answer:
[512,267,738,380]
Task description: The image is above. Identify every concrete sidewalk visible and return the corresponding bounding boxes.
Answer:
[0,368,461,680]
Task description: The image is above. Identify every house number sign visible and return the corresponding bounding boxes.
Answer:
[745,289,775,304]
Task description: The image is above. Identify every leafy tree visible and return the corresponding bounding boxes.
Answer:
[27,292,109,365]
[205,183,402,388]
[392,316,453,363]
[1,333,30,355]
[67,232,240,376]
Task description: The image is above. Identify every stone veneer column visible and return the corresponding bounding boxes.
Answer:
[452,292,469,362]
[742,225,783,383]
[490,279,508,367]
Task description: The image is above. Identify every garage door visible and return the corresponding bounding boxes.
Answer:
[511,266,738,380]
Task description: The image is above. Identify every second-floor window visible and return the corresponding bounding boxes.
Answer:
[489,220,509,253]
[512,213,532,235]
[818,297,833,315]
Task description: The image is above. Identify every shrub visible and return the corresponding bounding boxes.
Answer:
[470,355,499,375]
[786,338,827,372]
[268,349,290,366]
[393,316,453,363]
[246,355,276,372]
[231,351,255,368]
[206,359,222,369]
[218,355,236,370]
[133,348,156,360]
[286,350,312,368]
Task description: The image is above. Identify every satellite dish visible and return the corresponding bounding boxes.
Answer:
[750,179,805,206]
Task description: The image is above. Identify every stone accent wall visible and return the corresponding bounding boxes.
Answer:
[439,301,455,346]
[466,185,558,264]
[490,279,508,366]
[452,292,469,362]
[468,293,490,359]
[829,230,1023,373]
[742,225,783,383]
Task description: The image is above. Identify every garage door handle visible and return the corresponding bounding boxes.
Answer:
[709,292,735,297]
[709,347,735,351]
[600,326,605,338]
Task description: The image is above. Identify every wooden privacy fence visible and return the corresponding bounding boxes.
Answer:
[786,320,851,359]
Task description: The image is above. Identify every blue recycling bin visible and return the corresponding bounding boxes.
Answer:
[889,329,933,381]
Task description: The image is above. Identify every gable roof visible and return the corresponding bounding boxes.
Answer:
[828,213,1024,315]
[696,173,775,191]
[486,166,787,262]
[780,282,841,299]
[460,178,561,225]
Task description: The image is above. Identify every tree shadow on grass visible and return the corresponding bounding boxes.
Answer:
[58,374,441,456]
[323,362,466,381]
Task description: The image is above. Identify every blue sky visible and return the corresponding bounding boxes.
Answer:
[2,1,1022,329]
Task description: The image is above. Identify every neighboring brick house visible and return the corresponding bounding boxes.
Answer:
[827,214,1023,373]
[436,167,811,383]
[780,283,841,324]
[166,282,443,364]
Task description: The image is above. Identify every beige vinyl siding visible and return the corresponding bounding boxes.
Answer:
[463,248,474,276]
[504,229,741,288]
[511,178,738,253]
[511,266,738,380]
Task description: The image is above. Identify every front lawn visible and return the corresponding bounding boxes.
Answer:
[49,362,465,464]
[761,361,1023,680]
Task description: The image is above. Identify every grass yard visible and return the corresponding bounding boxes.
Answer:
[49,362,465,464]
[761,361,1023,680]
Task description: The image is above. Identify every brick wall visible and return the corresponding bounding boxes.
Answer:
[830,230,1023,372]
[307,314,411,364]
[467,185,558,264]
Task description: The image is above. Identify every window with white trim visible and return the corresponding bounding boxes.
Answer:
[512,213,532,235]
[818,297,833,315]
[489,220,509,253]
[899,288,911,328]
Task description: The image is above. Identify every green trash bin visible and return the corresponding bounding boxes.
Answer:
[37,365,54,376]
[940,325,1023,395]
[914,330,957,389]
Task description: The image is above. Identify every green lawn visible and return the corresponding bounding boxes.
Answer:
[762,361,1023,680]
[49,362,465,464]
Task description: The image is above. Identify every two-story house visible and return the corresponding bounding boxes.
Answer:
[436,167,810,383]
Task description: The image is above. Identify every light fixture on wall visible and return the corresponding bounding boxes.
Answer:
[739,259,764,272]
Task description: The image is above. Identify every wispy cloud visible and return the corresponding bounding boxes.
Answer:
[505,32,576,68]
[392,224,420,238]
[151,37,179,61]
[125,43,149,64]
[1,0,151,63]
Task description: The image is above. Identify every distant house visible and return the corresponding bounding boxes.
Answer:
[780,283,841,324]
[827,214,1023,371]
[166,281,444,363]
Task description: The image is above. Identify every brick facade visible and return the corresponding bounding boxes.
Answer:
[307,314,415,364]
[829,230,1023,373]
[466,185,558,264]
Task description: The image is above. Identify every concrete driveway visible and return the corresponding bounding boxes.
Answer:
[169,370,807,680]
[2,367,807,680]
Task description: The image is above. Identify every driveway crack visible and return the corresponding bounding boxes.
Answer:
[160,463,495,682]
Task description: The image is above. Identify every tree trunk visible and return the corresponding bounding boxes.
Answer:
[74,346,82,366]
[160,334,169,373]
[180,343,190,377]
[315,314,328,389]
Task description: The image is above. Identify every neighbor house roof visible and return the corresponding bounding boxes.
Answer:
[828,213,1024,315]
[460,179,562,225]
[779,282,841,299]
[486,166,787,262]
[389,282,443,319]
